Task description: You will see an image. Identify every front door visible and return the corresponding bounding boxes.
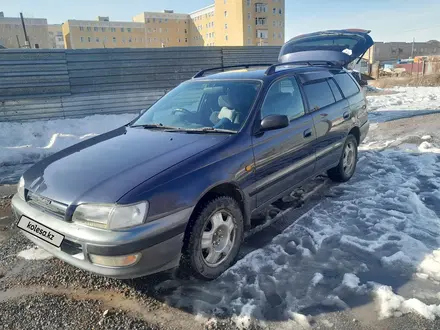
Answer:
[251,76,316,208]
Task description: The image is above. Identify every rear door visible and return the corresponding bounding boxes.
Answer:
[303,77,351,171]
[333,71,368,127]
[251,75,316,207]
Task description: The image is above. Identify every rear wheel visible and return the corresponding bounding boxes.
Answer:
[327,134,358,182]
[181,196,244,280]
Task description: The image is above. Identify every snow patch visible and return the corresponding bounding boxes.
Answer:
[17,246,52,260]
[311,273,324,286]
[373,284,440,320]
[417,250,440,281]
[342,273,360,290]
[289,312,311,328]
[0,114,136,183]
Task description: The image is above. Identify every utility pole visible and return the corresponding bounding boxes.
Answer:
[16,35,21,48]
[20,12,31,48]
[411,37,415,58]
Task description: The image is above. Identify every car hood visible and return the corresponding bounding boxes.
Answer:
[279,29,374,67]
[23,126,230,205]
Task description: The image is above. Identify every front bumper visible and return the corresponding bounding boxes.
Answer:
[12,195,192,279]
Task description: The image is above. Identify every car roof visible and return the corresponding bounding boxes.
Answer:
[194,65,344,83]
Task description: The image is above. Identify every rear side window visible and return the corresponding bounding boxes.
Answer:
[303,80,336,111]
[328,79,343,101]
[333,73,360,97]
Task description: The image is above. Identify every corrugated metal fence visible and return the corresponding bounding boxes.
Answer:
[0,46,280,122]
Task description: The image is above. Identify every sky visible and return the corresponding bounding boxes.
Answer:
[1,0,440,42]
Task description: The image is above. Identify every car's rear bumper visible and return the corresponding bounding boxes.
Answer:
[11,195,192,279]
[359,120,370,144]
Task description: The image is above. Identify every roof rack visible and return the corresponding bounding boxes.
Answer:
[193,64,274,78]
[265,61,342,75]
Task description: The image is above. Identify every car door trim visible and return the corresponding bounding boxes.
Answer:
[250,152,316,196]
[315,141,344,159]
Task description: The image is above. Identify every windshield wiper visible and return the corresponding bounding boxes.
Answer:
[130,123,177,130]
[164,127,237,134]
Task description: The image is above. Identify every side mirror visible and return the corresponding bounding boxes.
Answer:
[260,115,289,132]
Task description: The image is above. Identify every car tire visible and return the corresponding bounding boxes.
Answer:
[180,196,244,280]
[327,134,358,182]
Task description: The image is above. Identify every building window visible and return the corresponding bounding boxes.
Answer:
[225,35,228,41]
[153,18,156,23]
[279,32,283,39]
[154,37,157,41]
[96,37,100,42]
[255,17,267,25]
[121,27,124,32]
[185,38,188,42]
[79,26,84,31]
[248,38,251,45]
[113,37,116,43]
[94,27,98,32]
[127,28,131,32]
[178,38,181,43]
[122,38,125,43]
[153,28,157,32]
[224,11,228,17]
[256,4,268,12]
[185,29,188,33]
[279,8,283,14]
[257,30,268,39]
[165,28,168,32]
[224,0,227,3]
[247,0,251,6]
[225,23,228,29]
[165,19,168,22]
[248,25,251,33]
[87,27,91,32]
[248,13,251,20]
[273,20,276,27]
[80,36,84,42]
[273,8,276,14]
[88,36,91,42]
[101,27,106,32]
[147,18,150,23]
[111,27,116,32]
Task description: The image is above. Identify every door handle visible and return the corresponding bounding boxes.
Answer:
[343,112,351,120]
[303,128,312,138]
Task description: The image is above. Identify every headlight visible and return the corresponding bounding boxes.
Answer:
[17,177,25,200]
[72,201,148,230]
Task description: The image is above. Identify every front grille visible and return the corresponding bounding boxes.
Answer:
[27,192,67,219]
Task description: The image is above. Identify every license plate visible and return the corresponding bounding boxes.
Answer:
[17,216,64,247]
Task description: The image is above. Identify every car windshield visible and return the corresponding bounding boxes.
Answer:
[131,80,261,133]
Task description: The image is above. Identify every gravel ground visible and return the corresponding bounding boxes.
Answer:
[0,293,158,330]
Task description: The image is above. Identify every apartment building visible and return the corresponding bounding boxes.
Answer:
[62,16,146,49]
[132,10,190,47]
[48,24,65,49]
[62,0,285,49]
[0,12,50,48]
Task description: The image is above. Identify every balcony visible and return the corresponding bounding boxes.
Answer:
[255,3,268,13]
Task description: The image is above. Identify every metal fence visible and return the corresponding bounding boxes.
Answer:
[0,46,280,122]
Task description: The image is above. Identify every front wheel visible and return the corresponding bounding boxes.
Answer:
[180,196,244,280]
[327,134,358,182]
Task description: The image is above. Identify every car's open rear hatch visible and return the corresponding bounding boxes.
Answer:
[279,29,374,67]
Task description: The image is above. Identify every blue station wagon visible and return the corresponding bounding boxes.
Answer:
[12,29,373,279]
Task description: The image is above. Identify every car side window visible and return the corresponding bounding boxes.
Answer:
[328,79,343,102]
[333,73,360,97]
[261,77,305,121]
[303,80,336,111]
